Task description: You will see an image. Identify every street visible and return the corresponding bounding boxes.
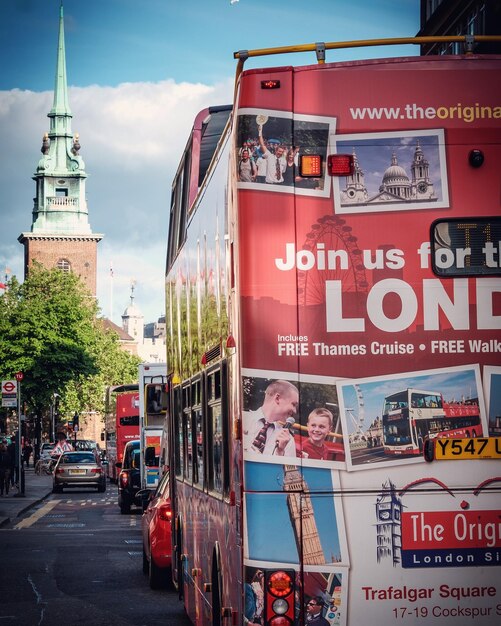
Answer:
[0,488,191,626]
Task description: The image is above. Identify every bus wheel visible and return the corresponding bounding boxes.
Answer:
[211,543,223,626]
[142,548,149,575]
[174,516,184,599]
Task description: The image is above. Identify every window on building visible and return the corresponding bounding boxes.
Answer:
[55,188,68,197]
[57,259,71,273]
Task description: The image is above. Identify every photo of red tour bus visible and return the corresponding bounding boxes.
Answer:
[382,388,482,456]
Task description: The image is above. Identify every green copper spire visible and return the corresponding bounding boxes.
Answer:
[26,1,98,237]
[50,2,71,118]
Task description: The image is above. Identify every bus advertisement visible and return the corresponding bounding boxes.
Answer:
[138,363,168,490]
[104,384,139,482]
[165,38,501,626]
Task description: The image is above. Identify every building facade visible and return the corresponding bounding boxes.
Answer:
[417,0,501,55]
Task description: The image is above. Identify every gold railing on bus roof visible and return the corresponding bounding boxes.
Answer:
[233,35,501,90]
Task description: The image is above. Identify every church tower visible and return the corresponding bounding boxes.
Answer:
[341,148,368,204]
[122,281,145,341]
[18,3,103,296]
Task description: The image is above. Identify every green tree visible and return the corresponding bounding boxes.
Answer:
[62,320,141,419]
[0,264,141,449]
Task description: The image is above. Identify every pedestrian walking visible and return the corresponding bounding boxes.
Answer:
[23,440,33,468]
[0,441,12,496]
[7,438,17,489]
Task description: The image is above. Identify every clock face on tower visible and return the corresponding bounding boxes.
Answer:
[417,181,428,193]
[378,507,391,521]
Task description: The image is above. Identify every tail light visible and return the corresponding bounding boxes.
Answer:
[119,471,129,487]
[265,570,295,624]
[158,503,172,522]
[56,467,64,474]
[328,153,354,176]
[91,468,103,474]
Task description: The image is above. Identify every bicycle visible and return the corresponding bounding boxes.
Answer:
[34,457,56,475]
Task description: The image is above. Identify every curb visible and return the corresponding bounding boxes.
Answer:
[0,490,52,528]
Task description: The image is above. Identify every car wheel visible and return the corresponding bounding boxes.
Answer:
[143,548,149,575]
[149,550,166,590]
[97,482,106,493]
[52,484,63,494]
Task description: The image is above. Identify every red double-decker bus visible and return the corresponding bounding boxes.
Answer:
[104,384,139,482]
[165,36,501,626]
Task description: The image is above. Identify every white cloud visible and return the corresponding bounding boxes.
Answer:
[0,76,234,325]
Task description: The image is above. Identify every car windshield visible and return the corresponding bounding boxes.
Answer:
[61,453,96,464]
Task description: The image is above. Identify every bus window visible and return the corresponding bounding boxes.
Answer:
[183,385,193,483]
[173,385,183,478]
[192,377,204,489]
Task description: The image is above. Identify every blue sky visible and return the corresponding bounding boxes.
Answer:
[0,0,419,325]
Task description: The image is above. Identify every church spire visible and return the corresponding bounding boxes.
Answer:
[18,2,103,297]
[50,2,71,119]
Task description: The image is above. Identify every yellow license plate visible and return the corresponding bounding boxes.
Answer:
[69,469,86,474]
[432,437,501,460]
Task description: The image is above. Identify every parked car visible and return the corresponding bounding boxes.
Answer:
[40,442,55,456]
[52,451,106,493]
[117,439,141,514]
[138,470,172,589]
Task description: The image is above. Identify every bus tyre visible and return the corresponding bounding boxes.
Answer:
[211,544,223,626]
[175,517,184,599]
[142,548,149,575]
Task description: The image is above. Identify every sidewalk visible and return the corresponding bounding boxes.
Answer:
[0,466,53,527]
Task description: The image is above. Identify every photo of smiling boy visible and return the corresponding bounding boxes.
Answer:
[300,408,334,461]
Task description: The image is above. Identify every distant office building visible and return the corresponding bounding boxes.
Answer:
[18,5,102,295]
[417,0,501,55]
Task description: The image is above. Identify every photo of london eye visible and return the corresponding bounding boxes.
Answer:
[333,129,449,214]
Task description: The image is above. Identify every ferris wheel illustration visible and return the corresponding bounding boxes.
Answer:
[345,384,366,445]
[297,214,369,307]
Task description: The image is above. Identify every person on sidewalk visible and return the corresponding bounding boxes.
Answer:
[7,438,17,488]
[23,440,33,468]
[0,441,12,496]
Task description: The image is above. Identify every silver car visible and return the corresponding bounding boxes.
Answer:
[52,451,106,493]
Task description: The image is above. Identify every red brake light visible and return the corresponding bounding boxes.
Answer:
[261,79,280,89]
[267,571,293,598]
[328,154,354,176]
[158,503,172,522]
[119,471,129,487]
[299,154,322,178]
[91,468,102,474]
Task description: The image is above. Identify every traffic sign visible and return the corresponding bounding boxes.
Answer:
[1,380,17,394]
[1,379,17,408]
[15,372,23,381]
